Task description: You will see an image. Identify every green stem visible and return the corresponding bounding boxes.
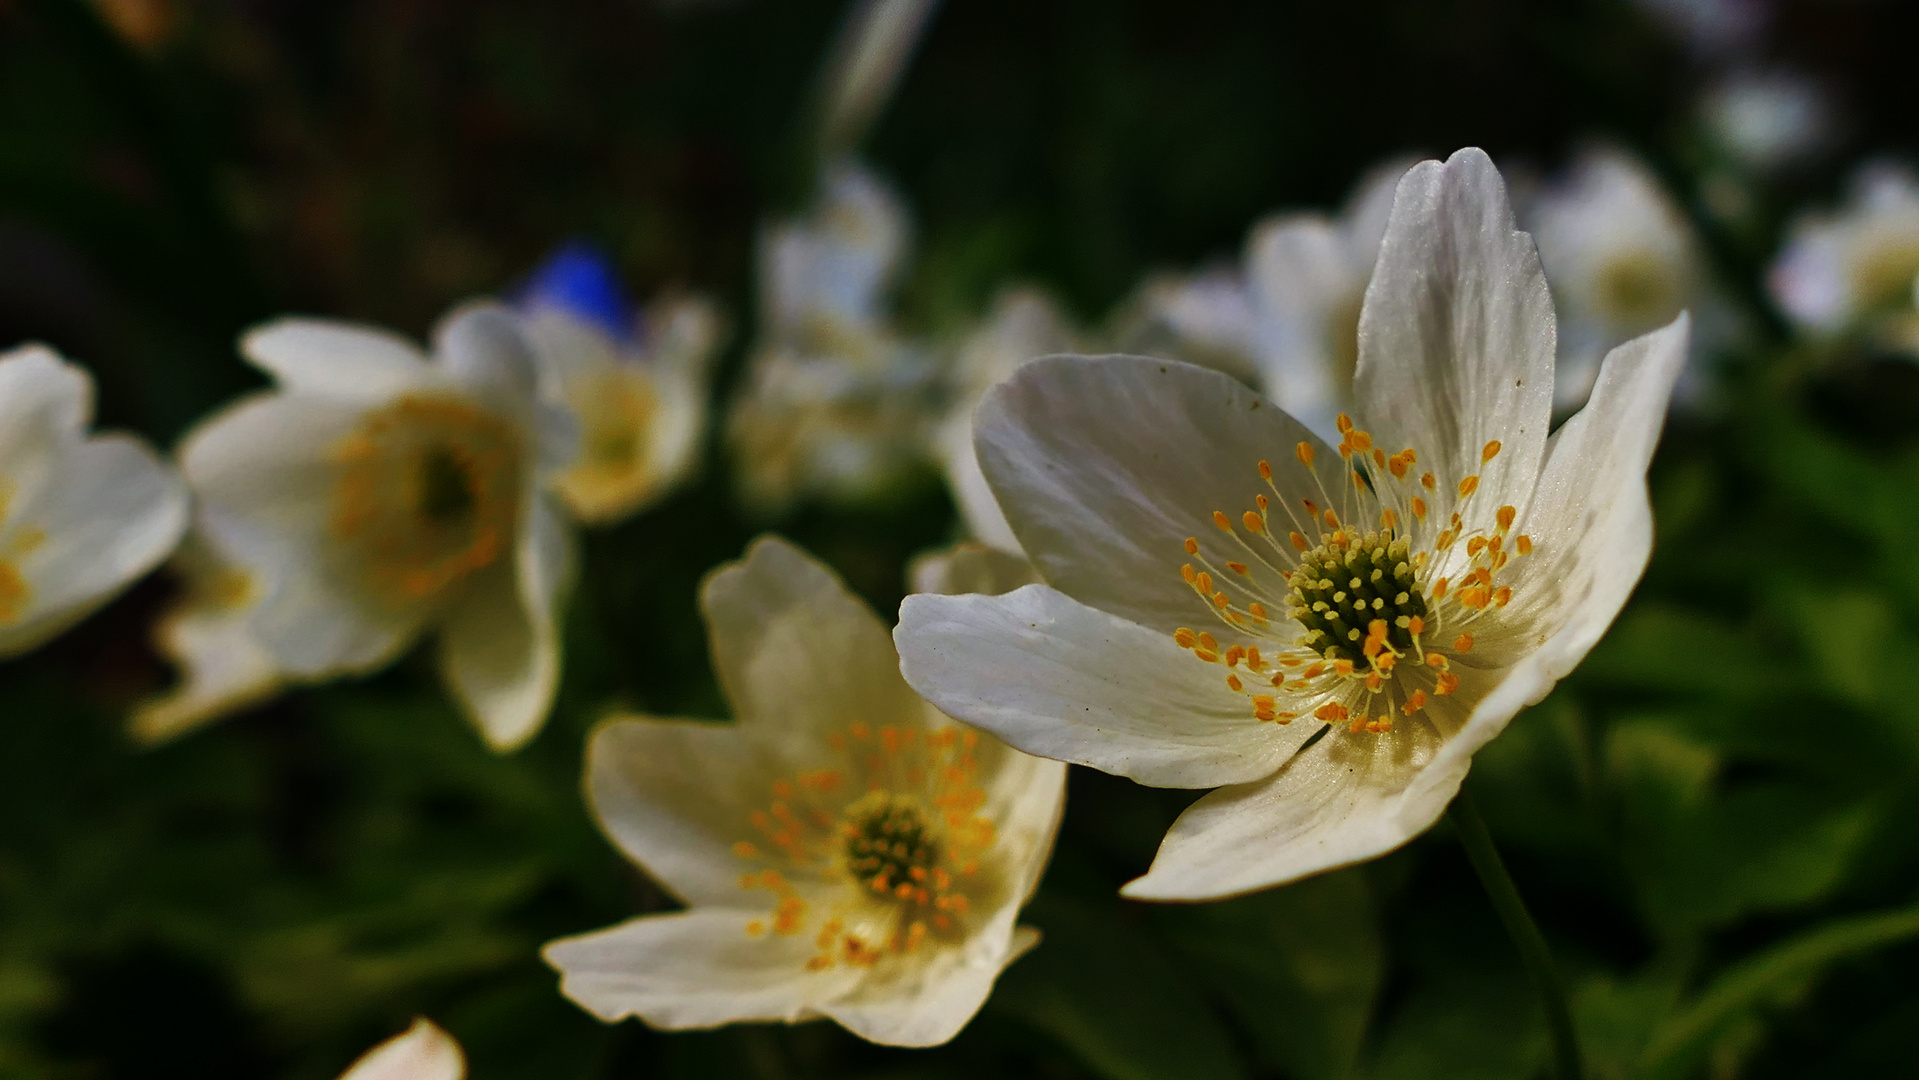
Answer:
[1449,789,1583,1080]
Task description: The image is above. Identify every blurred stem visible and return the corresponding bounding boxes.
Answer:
[1449,789,1583,1080]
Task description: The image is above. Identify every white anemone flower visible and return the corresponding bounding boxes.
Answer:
[0,344,187,657]
[521,295,722,525]
[895,149,1689,901]
[337,1018,464,1080]
[935,288,1083,554]
[727,161,939,509]
[544,536,1065,1048]
[1529,147,1717,409]
[131,532,284,745]
[1118,160,1406,441]
[1770,161,1919,352]
[178,303,577,751]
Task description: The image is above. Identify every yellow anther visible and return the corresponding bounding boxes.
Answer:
[1380,508,1398,530]
[1197,632,1219,652]
[1226,673,1243,692]
[1211,591,1230,610]
[1247,602,1268,621]
[1227,561,1249,575]
[1436,671,1460,695]
[733,841,759,858]
[1402,690,1428,714]
[1432,577,1450,599]
[1224,645,1244,667]
[1184,536,1199,555]
[1195,571,1213,593]
[1466,536,1487,557]
[1350,430,1373,452]
[1516,535,1533,555]
[1214,510,1233,531]
[1181,564,1197,583]
[1493,586,1513,607]
[1458,475,1480,497]
[1244,511,1266,533]
[1388,453,1410,479]
[1496,505,1516,531]
[1482,439,1502,463]
[1421,472,1436,490]
[1297,441,1317,467]
[1333,659,1355,676]
[1411,496,1428,519]
[1256,494,1270,510]
[1174,627,1197,649]
[1454,633,1474,653]
[1336,414,1354,434]
[1315,702,1348,722]
[1372,447,1387,468]
[1426,653,1449,669]
[1260,459,1275,478]
[1323,509,1340,528]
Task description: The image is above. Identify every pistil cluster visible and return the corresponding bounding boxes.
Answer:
[1171,414,1534,736]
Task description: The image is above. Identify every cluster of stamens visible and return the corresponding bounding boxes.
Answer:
[730,723,995,973]
[1171,414,1535,736]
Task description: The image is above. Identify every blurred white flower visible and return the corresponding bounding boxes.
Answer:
[0,344,187,658]
[909,541,1038,598]
[935,288,1082,553]
[816,0,942,156]
[337,1018,464,1080]
[1117,159,1407,440]
[1632,0,1769,58]
[727,162,940,510]
[1770,162,1919,352]
[1528,147,1718,409]
[1701,70,1834,173]
[178,303,577,751]
[131,532,283,745]
[515,244,723,525]
[896,150,1689,901]
[544,536,1064,1048]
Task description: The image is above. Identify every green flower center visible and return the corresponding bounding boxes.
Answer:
[843,794,939,893]
[1286,530,1429,664]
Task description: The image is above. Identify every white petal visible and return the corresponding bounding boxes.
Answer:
[432,301,540,408]
[543,910,863,1029]
[1121,699,1464,900]
[337,1018,464,1080]
[702,536,924,751]
[0,345,90,507]
[907,542,1036,597]
[936,412,1022,555]
[242,319,431,401]
[975,354,1340,634]
[582,717,781,907]
[820,903,1028,1047]
[896,585,1313,788]
[180,395,424,676]
[131,545,284,745]
[436,498,572,751]
[1354,148,1555,516]
[0,435,189,656]
[1243,214,1354,436]
[967,725,1070,902]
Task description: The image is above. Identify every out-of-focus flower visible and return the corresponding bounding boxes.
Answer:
[936,288,1082,553]
[178,304,577,751]
[1770,162,1919,353]
[896,150,1689,901]
[544,536,1064,1047]
[0,344,187,658]
[1701,70,1835,174]
[516,243,723,525]
[727,162,939,510]
[337,1018,464,1080]
[816,0,942,156]
[1632,0,1769,59]
[131,534,283,745]
[1116,160,1408,441]
[1528,147,1719,409]
[909,541,1038,598]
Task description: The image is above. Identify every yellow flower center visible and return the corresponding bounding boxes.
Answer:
[730,724,998,972]
[1594,249,1681,327]
[1174,414,1534,735]
[1851,234,1919,313]
[329,394,521,606]
[553,370,659,519]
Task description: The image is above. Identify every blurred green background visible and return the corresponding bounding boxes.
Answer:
[6,0,1919,1077]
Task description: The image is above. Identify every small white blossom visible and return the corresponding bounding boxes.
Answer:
[544,537,1064,1047]
[0,344,187,658]
[896,149,1688,900]
[131,532,283,745]
[727,162,939,510]
[1116,160,1407,440]
[337,1018,464,1080]
[1701,70,1834,173]
[178,303,577,751]
[1528,147,1722,408]
[1770,161,1919,353]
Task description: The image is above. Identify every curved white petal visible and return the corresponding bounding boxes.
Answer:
[702,536,924,750]
[337,1018,464,1080]
[1244,215,1354,436]
[897,585,1313,788]
[433,300,541,410]
[1355,148,1556,516]
[544,909,864,1030]
[180,394,424,676]
[0,435,189,655]
[0,345,91,510]
[437,497,571,751]
[242,319,431,401]
[975,354,1341,634]
[937,412,1021,554]
[820,903,1028,1047]
[132,543,284,745]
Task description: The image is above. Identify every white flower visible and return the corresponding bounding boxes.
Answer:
[1770,161,1919,351]
[520,291,722,525]
[131,532,283,745]
[726,161,941,509]
[895,149,1689,901]
[1701,70,1834,173]
[1528,147,1720,409]
[543,536,1065,1048]
[0,344,187,658]
[936,288,1083,553]
[909,541,1039,599]
[1117,160,1407,440]
[337,1018,464,1080]
[178,303,577,751]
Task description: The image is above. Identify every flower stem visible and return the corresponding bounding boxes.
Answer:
[1448,788,1583,1080]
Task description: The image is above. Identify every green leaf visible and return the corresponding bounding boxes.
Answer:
[990,892,1248,1080]
[1154,869,1382,1080]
